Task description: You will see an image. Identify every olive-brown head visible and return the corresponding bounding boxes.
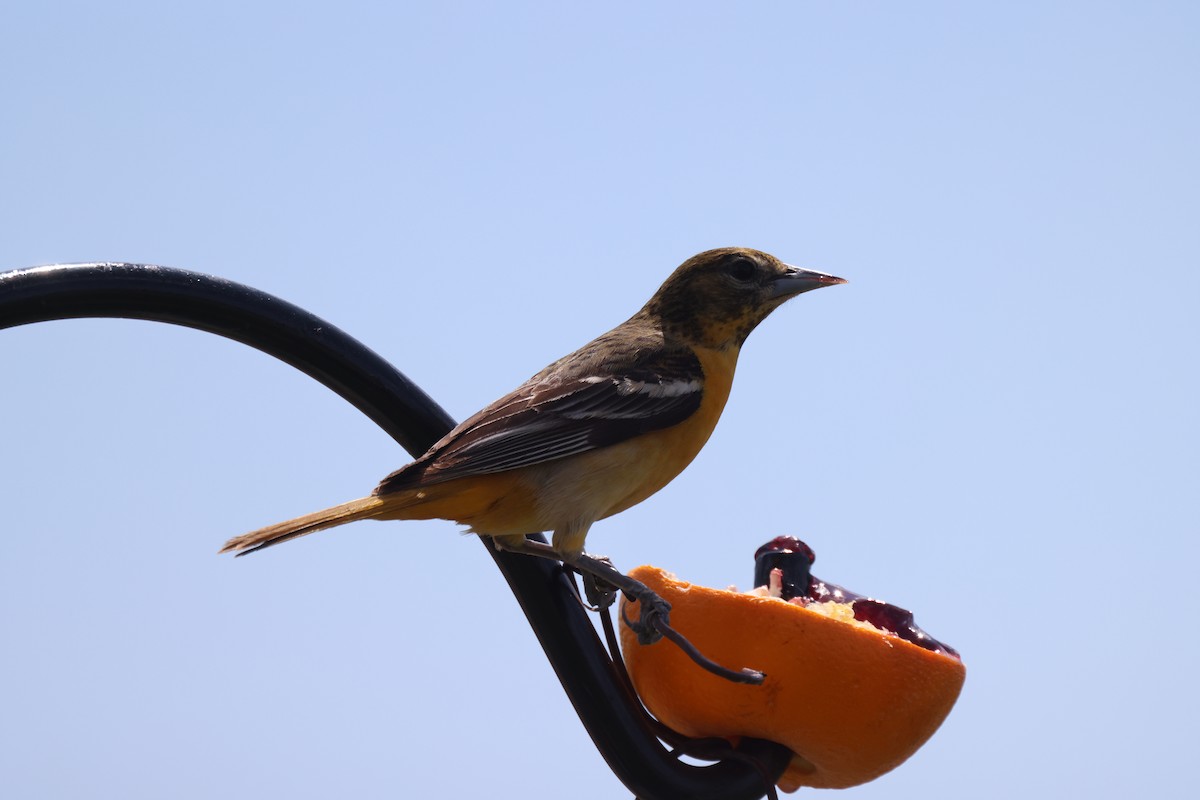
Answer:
[642,247,846,349]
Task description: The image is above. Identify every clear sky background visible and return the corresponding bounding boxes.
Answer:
[2,2,1197,798]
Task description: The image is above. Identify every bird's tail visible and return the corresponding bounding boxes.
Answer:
[219,495,389,556]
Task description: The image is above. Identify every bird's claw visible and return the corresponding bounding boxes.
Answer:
[581,573,618,610]
[578,554,621,609]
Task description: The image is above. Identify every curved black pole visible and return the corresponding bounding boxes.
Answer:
[0,262,791,799]
[0,262,455,453]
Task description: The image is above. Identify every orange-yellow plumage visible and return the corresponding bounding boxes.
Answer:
[220,247,843,559]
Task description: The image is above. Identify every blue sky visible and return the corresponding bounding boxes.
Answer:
[2,2,1198,798]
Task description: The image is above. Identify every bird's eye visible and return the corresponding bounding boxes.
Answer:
[725,257,757,283]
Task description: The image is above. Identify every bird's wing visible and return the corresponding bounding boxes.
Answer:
[374,350,703,494]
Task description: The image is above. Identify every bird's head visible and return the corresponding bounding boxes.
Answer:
[644,247,846,349]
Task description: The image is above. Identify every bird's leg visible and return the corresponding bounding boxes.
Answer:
[491,536,670,643]
[489,537,672,642]
[566,552,674,647]
[490,536,765,686]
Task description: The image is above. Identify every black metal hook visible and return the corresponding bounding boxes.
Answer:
[0,262,792,799]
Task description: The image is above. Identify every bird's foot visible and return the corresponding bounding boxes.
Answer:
[557,551,671,645]
[578,567,618,612]
[492,537,763,685]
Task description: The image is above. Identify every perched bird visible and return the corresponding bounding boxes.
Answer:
[220,248,844,574]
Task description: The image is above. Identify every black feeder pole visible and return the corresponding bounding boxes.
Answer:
[0,262,792,800]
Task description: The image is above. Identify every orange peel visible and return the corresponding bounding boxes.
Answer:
[620,564,965,792]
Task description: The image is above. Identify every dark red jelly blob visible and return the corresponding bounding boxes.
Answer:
[852,599,959,657]
[753,538,958,658]
[754,536,815,601]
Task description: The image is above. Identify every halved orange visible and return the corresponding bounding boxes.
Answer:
[620,565,965,792]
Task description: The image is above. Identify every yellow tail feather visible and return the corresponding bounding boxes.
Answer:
[219,495,388,556]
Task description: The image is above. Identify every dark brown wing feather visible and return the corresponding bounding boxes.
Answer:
[374,327,704,495]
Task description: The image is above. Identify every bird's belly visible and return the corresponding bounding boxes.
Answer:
[428,432,706,546]
[529,441,678,525]
[532,344,737,527]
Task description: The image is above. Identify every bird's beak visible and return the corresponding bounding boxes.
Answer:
[771,265,848,299]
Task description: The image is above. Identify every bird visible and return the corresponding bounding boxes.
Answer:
[220,248,844,606]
